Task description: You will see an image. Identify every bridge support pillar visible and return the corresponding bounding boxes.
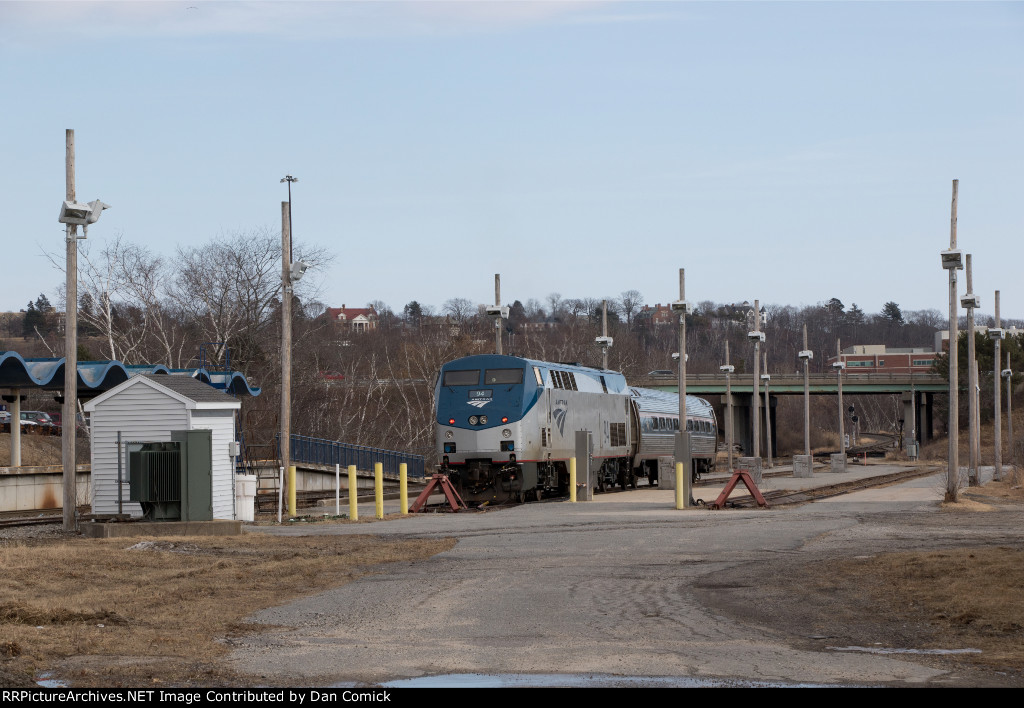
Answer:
[722,393,752,457]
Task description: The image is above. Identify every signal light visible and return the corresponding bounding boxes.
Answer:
[501,416,508,423]
[449,418,455,425]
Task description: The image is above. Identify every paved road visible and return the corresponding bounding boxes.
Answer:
[229,462,1021,687]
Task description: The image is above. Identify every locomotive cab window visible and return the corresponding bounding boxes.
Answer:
[443,369,480,386]
[484,368,524,385]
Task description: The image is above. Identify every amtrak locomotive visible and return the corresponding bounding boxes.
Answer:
[435,354,718,503]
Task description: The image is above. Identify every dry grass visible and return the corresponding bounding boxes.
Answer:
[825,545,1024,670]
[0,433,67,467]
[0,533,454,687]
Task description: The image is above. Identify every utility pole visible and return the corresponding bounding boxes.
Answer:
[280,199,292,503]
[722,341,734,473]
[673,268,691,509]
[801,324,811,457]
[993,291,1003,481]
[762,352,772,468]
[494,274,502,355]
[837,338,845,460]
[601,300,609,370]
[63,129,78,532]
[1005,351,1014,480]
[963,254,979,485]
[941,179,962,502]
[750,300,762,459]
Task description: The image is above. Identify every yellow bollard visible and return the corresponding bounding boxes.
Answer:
[348,464,358,521]
[400,463,408,515]
[675,462,684,510]
[288,465,297,518]
[374,462,384,519]
[569,457,577,503]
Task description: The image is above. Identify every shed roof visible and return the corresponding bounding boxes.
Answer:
[85,373,242,411]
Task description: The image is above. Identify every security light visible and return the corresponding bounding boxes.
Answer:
[747,331,765,343]
[940,249,963,270]
[595,336,613,348]
[485,305,510,319]
[671,352,688,362]
[761,374,770,381]
[289,260,309,282]
[832,362,846,370]
[797,350,813,360]
[960,293,980,309]
[1002,368,1013,379]
[670,300,691,313]
[58,199,110,235]
[988,328,1005,340]
[719,364,735,373]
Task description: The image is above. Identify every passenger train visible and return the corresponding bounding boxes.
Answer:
[434,354,718,504]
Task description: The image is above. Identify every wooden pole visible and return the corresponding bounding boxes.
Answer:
[752,300,761,459]
[803,324,810,457]
[601,300,609,371]
[994,291,1002,481]
[677,268,690,508]
[494,274,502,355]
[63,129,78,532]
[946,180,960,502]
[837,338,845,459]
[1007,351,1015,480]
[965,254,978,485]
[763,352,772,468]
[725,340,733,472]
[280,201,292,508]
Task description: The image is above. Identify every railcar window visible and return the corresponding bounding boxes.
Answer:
[534,367,544,386]
[673,419,679,431]
[687,420,694,432]
[442,370,480,386]
[484,368,524,384]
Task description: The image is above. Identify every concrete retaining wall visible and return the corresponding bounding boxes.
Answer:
[0,465,90,513]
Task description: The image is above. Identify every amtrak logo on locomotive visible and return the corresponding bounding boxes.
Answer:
[553,405,568,435]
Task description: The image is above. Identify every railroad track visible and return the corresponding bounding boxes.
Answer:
[706,465,941,509]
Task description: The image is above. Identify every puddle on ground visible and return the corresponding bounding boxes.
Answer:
[35,672,69,688]
[379,673,852,688]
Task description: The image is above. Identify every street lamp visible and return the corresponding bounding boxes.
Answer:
[57,128,110,531]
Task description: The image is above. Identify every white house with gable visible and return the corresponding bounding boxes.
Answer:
[84,374,241,519]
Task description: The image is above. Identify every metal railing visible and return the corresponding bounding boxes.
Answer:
[276,433,426,478]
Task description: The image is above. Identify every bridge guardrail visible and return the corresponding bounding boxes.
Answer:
[276,433,426,479]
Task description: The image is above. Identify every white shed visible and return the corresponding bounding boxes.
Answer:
[84,374,241,519]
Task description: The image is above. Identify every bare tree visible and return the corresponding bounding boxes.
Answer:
[618,289,644,327]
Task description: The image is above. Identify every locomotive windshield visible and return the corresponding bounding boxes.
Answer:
[442,369,480,386]
[483,368,524,384]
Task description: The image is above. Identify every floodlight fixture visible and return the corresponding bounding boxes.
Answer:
[719,364,735,374]
[1002,368,1013,379]
[595,335,613,348]
[761,374,770,382]
[747,330,765,343]
[58,199,110,236]
[486,305,510,319]
[797,349,814,360]
[289,260,310,282]
[670,300,692,313]
[832,361,846,370]
[940,249,963,270]
[671,352,688,362]
[960,293,980,309]
[988,328,1005,340]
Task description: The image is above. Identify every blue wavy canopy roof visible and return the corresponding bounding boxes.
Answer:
[0,352,260,398]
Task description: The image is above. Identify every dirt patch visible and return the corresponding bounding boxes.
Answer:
[0,532,455,688]
[696,488,1024,686]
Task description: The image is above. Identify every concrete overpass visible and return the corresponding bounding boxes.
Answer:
[634,372,946,457]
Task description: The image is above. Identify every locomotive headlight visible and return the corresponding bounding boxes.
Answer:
[502,428,511,438]
[479,415,488,425]
[445,430,454,440]
[469,415,479,425]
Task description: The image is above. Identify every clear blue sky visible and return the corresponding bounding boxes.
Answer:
[2,1,1022,321]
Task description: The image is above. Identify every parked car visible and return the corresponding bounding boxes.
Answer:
[21,411,58,435]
